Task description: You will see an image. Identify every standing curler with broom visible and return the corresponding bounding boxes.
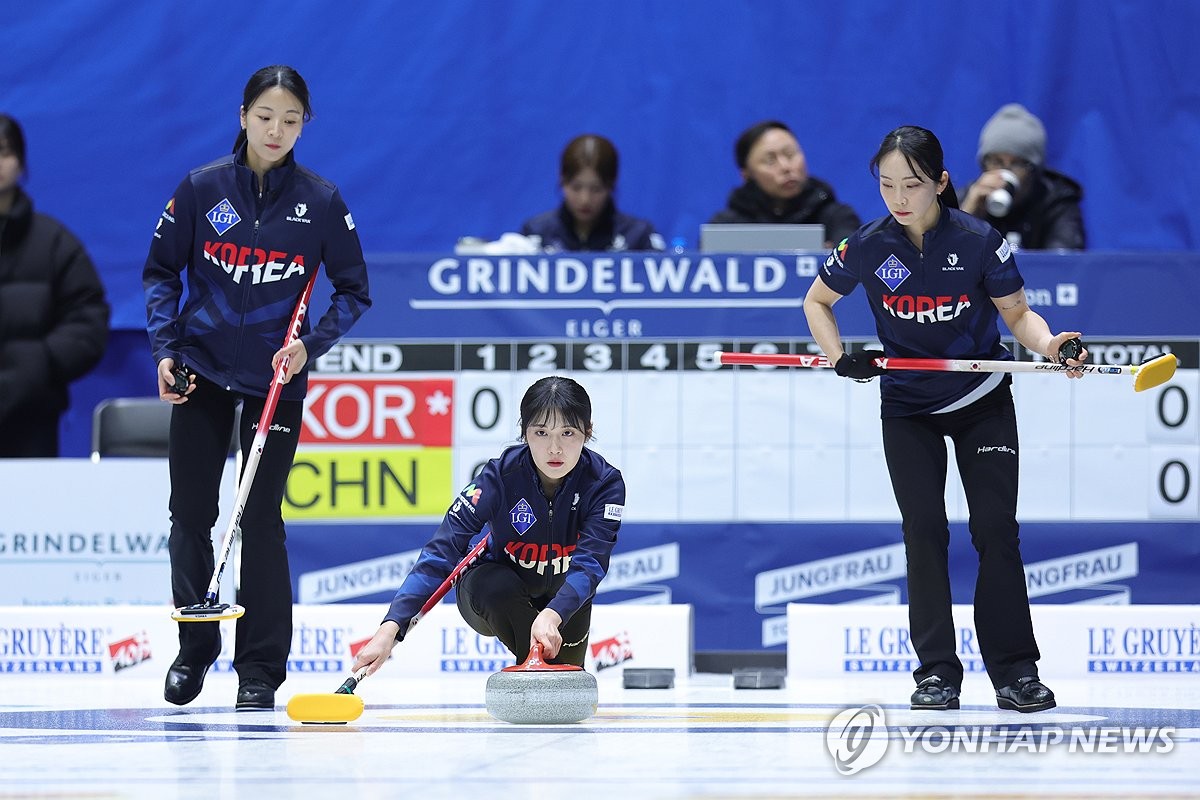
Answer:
[143,65,371,711]
[803,125,1087,715]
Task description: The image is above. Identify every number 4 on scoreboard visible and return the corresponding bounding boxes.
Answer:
[639,343,672,371]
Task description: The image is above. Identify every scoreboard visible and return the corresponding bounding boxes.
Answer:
[291,335,1197,525]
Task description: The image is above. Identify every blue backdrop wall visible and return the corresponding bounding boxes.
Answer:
[6,0,1198,266]
[5,0,1199,456]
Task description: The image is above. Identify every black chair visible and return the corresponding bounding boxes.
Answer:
[91,397,239,459]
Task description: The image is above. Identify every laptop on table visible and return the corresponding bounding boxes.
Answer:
[699,223,826,253]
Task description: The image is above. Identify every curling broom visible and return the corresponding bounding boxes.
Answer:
[714,345,1177,393]
[171,270,320,622]
[286,533,492,724]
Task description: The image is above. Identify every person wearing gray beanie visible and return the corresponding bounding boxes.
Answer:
[977,103,1046,168]
[959,103,1086,250]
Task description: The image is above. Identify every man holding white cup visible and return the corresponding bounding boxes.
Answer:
[960,103,1087,251]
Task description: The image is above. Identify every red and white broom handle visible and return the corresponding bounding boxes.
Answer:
[405,534,491,634]
[714,350,1133,378]
[203,270,320,603]
[342,526,492,689]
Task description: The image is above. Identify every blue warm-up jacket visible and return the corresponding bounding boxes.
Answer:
[143,145,371,400]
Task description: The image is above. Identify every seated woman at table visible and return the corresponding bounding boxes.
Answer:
[520,134,664,253]
[709,120,860,248]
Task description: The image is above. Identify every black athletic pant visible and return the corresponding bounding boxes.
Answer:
[456,561,592,666]
[168,374,303,689]
[882,382,1041,690]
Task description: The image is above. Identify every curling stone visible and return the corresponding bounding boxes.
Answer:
[623,667,675,689]
[485,643,598,724]
[733,667,787,690]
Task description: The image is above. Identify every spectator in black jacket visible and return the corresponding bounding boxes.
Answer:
[0,114,109,457]
[709,120,861,248]
[959,104,1086,250]
[521,134,663,252]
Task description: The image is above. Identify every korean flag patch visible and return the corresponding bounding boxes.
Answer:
[995,239,1012,263]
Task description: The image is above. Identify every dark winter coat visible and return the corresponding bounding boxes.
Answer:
[709,177,862,245]
[961,168,1086,251]
[0,187,109,425]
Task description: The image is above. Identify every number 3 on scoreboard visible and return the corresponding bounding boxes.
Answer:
[581,343,613,371]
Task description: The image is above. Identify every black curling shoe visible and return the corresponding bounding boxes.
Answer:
[235,678,276,711]
[164,657,211,706]
[996,676,1056,713]
[910,675,961,710]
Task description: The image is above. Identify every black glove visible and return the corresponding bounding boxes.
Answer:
[834,350,886,381]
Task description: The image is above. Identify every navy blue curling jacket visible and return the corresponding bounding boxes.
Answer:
[143,146,371,400]
[385,445,625,639]
[819,206,1025,417]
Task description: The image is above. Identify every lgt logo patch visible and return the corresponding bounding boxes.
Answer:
[510,498,536,535]
[206,198,241,235]
[875,254,910,291]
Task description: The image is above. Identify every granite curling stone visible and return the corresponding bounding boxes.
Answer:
[732,666,787,690]
[485,643,598,724]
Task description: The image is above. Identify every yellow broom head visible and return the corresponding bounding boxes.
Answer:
[286,692,365,724]
[1133,353,1177,392]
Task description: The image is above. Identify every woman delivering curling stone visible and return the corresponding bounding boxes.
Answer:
[354,376,625,674]
[803,125,1088,714]
[144,65,371,711]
